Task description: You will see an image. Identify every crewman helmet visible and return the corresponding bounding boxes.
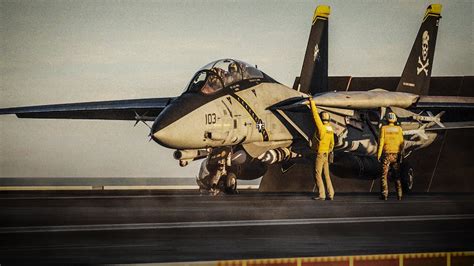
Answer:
[321,112,330,122]
[386,112,397,123]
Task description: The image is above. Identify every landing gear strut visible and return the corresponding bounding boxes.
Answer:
[196,147,238,195]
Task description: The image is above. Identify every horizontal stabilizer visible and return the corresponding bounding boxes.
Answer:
[0,97,173,120]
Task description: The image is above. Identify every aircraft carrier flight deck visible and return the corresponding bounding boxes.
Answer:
[1,190,473,264]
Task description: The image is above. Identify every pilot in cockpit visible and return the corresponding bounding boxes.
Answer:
[193,60,262,95]
[227,62,240,84]
[201,75,218,94]
[201,68,225,95]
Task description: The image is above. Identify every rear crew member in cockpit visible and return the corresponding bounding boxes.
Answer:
[224,62,238,85]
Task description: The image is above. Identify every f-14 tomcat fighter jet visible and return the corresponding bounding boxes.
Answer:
[1,4,473,194]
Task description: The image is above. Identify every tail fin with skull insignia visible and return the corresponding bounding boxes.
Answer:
[396,4,442,95]
[294,5,330,94]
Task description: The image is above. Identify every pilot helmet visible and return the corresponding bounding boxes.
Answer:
[210,67,223,77]
[208,74,218,85]
[209,68,224,83]
[386,112,397,123]
[228,62,239,73]
[321,112,330,123]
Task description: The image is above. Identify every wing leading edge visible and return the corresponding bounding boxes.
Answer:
[415,96,474,109]
[0,97,173,121]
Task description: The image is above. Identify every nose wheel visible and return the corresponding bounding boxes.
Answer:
[224,172,238,194]
[400,162,414,193]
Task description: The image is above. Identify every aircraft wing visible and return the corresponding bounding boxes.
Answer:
[415,96,474,109]
[0,97,173,121]
[426,121,474,130]
[269,94,474,141]
[413,96,474,126]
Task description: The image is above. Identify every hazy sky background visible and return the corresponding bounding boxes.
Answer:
[1,0,472,178]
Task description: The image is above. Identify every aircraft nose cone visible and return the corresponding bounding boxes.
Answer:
[150,109,175,148]
[151,113,204,149]
[150,96,204,149]
[151,126,174,148]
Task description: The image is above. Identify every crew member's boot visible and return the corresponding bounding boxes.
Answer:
[312,196,326,201]
[380,178,388,201]
[396,179,403,201]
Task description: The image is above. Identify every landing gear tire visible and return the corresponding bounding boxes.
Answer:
[400,162,414,193]
[224,172,238,194]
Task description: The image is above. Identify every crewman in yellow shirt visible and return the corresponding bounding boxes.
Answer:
[377,112,405,200]
[309,98,335,200]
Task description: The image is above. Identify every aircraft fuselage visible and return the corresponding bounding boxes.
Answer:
[151,81,303,150]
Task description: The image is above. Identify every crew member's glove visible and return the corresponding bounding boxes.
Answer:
[329,152,334,163]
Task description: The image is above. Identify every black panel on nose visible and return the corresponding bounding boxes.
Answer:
[151,100,177,135]
[151,93,212,140]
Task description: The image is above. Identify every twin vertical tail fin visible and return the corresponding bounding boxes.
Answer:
[294,5,330,94]
[396,4,442,95]
[297,4,440,95]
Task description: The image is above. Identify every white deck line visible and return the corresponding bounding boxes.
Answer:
[1,214,472,234]
[0,185,260,191]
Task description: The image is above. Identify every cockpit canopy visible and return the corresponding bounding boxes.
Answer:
[186,59,265,95]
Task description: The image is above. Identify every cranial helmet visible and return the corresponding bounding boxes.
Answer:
[386,112,397,123]
[321,112,330,122]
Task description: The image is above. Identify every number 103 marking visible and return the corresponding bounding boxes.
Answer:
[205,113,217,124]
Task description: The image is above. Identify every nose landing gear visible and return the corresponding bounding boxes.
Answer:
[198,170,239,196]
[196,147,239,195]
